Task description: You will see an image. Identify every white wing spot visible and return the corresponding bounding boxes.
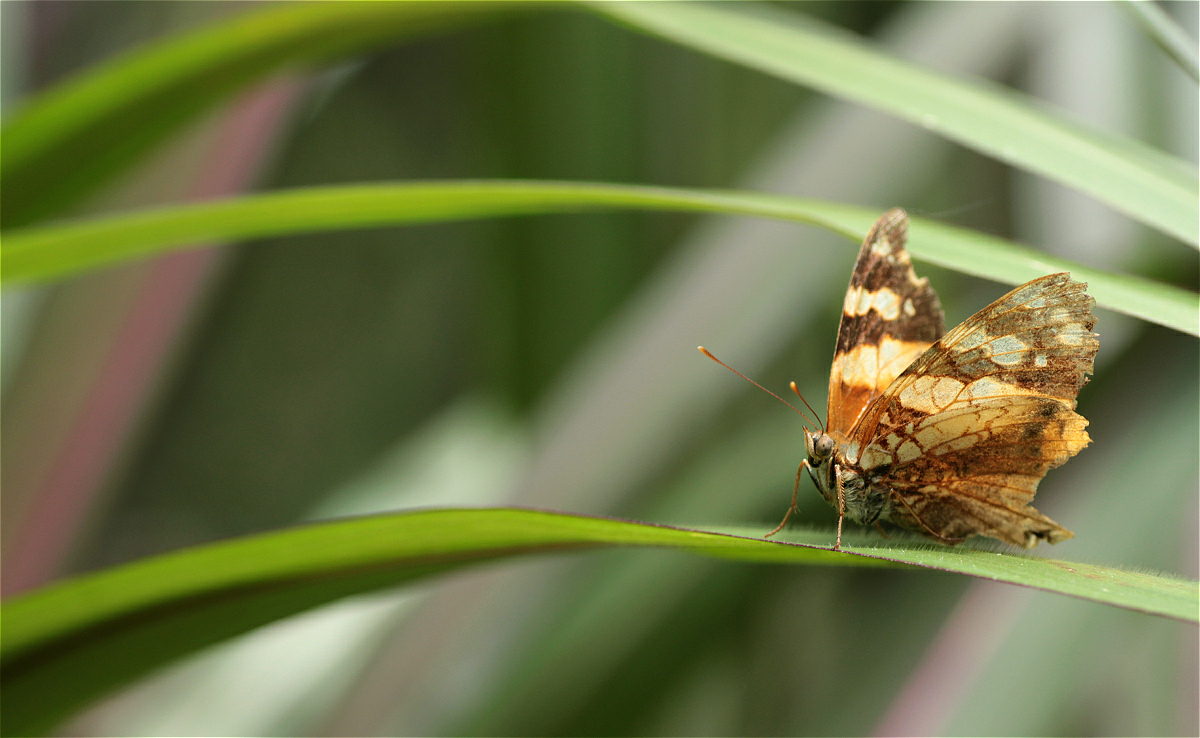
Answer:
[932,377,964,408]
[1007,282,1042,305]
[896,440,922,463]
[853,288,874,316]
[965,376,1010,399]
[871,288,901,320]
[843,286,862,316]
[913,426,942,448]
[903,375,965,413]
[847,287,902,320]
[1046,305,1072,322]
[956,329,987,350]
[989,335,1027,366]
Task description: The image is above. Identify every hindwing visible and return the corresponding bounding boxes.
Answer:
[852,272,1098,547]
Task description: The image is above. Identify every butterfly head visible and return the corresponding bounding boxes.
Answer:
[804,429,840,499]
[806,430,835,464]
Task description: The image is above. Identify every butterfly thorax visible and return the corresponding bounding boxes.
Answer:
[805,430,892,525]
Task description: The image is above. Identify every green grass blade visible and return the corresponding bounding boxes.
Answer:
[3,181,1195,335]
[2,507,1195,735]
[1121,0,1200,83]
[910,218,1200,338]
[0,2,504,227]
[593,2,1199,247]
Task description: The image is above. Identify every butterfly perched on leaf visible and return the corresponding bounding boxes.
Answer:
[703,208,1098,550]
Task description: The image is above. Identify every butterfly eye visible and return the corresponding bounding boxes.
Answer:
[814,434,835,459]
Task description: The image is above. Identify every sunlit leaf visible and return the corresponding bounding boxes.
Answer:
[594,2,1199,246]
[2,507,1195,735]
[4,181,1195,335]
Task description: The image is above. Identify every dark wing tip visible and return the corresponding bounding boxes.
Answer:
[866,207,909,248]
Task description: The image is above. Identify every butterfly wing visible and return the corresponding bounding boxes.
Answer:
[827,208,945,435]
[852,273,1098,547]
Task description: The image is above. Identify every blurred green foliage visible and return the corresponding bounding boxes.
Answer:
[1,2,1196,736]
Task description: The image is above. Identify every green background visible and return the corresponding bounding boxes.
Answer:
[2,2,1196,735]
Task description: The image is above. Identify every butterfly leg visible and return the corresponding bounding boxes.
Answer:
[765,460,808,538]
[834,463,846,551]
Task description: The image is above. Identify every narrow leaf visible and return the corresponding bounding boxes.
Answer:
[2,508,1195,735]
[1121,0,1200,83]
[3,181,1195,335]
[594,2,1199,246]
[0,2,506,227]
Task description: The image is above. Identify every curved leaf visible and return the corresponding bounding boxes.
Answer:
[0,2,507,227]
[594,2,1199,246]
[3,181,1196,335]
[2,507,1196,735]
[6,0,1195,248]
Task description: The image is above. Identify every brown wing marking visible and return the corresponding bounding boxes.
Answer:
[827,208,944,434]
[864,396,1084,547]
[854,273,1097,439]
[852,272,1097,547]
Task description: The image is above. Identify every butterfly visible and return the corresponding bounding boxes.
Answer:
[703,208,1097,550]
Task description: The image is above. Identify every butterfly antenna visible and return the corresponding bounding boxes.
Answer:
[789,381,825,432]
[698,347,818,430]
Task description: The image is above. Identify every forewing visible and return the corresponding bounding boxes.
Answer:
[853,273,1098,547]
[827,208,944,434]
